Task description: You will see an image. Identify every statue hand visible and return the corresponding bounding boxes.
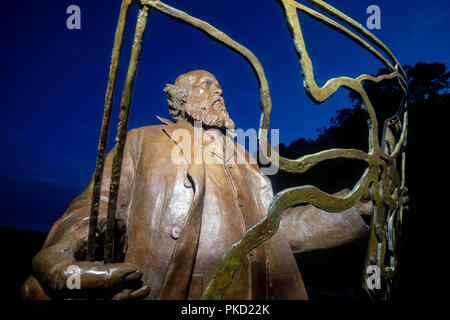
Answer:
[401,186,409,211]
[357,186,409,216]
[30,219,150,300]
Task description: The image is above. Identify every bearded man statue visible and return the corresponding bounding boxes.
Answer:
[21,70,375,300]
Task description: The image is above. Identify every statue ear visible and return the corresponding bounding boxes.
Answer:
[164,83,188,107]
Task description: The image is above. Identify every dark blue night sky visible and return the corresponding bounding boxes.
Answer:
[1,0,449,232]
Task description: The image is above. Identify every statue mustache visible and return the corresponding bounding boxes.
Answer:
[201,99,235,130]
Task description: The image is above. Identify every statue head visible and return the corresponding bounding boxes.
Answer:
[164,70,235,130]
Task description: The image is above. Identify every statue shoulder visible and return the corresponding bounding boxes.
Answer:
[129,124,173,145]
[128,122,192,157]
[131,124,167,136]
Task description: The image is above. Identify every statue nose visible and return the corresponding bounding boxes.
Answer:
[214,87,222,95]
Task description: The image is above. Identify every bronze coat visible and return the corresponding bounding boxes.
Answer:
[38,118,308,300]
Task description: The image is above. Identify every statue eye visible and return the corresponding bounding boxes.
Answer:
[201,80,213,89]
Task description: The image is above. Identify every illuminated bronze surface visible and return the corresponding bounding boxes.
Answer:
[22,0,408,300]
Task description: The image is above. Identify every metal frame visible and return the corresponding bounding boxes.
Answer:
[87,0,408,300]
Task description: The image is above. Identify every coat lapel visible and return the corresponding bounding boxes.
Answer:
[157,117,206,299]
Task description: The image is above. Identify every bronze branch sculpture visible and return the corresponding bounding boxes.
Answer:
[23,0,408,300]
[92,0,406,300]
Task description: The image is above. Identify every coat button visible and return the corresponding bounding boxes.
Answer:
[170,226,180,240]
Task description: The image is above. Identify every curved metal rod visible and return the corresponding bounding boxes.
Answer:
[87,0,133,262]
[135,0,408,299]
[304,0,406,78]
[143,0,405,174]
[280,148,369,174]
[273,71,400,172]
[104,4,150,263]
[293,1,394,71]
[201,166,376,299]
[142,0,274,131]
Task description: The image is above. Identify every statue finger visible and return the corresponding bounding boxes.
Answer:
[70,261,142,290]
[402,195,409,204]
[112,288,133,300]
[130,285,150,299]
[111,285,150,300]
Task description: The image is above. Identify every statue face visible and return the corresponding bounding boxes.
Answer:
[177,70,235,130]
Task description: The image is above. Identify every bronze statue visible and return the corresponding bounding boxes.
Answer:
[21,70,386,300]
[20,0,409,300]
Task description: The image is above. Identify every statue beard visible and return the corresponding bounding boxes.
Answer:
[184,101,235,131]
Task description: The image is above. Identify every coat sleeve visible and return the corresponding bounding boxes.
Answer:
[281,189,369,253]
[41,128,141,250]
